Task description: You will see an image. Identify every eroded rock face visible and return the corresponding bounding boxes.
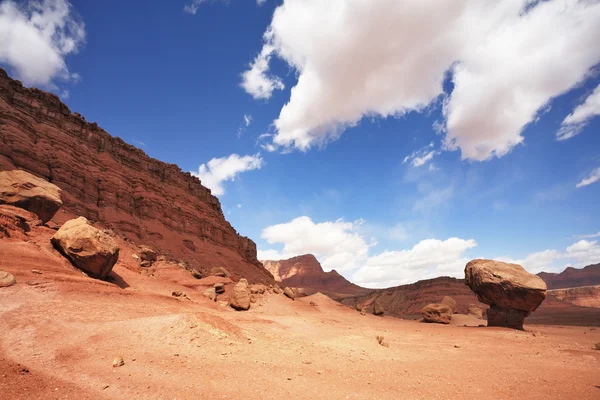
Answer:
[468,304,484,319]
[421,303,452,324]
[139,246,157,263]
[0,204,41,239]
[51,217,119,279]
[0,170,62,223]
[284,287,296,300]
[231,279,250,311]
[465,259,547,329]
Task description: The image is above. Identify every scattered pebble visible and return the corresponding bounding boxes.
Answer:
[31,269,42,274]
[454,344,460,348]
[112,356,124,368]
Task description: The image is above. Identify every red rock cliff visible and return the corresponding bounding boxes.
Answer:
[0,68,272,283]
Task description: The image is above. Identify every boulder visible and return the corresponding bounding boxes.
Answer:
[0,204,41,239]
[283,287,296,300]
[0,271,16,288]
[51,217,119,279]
[211,266,231,278]
[139,246,157,263]
[202,287,217,302]
[191,268,202,279]
[214,283,225,294]
[441,296,457,314]
[373,298,385,316]
[249,284,266,294]
[272,285,282,294]
[468,304,484,319]
[230,279,250,311]
[422,303,452,324]
[139,260,152,268]
[465,259,547,329]
[0,170,62,223]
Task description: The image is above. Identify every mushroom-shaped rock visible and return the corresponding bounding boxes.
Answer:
[0,170,62,223]
[422,303,452,324]
[441,296,457,314]
[230,279,250,311]
[283,287,296,300]
[51,217,119,279]
[0,271,16,288]
[465,259,547,330]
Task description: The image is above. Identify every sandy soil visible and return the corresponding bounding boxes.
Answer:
[1,232,599,399]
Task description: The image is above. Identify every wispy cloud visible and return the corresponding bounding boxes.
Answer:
[557,83,600,141]
[576,167,600,188]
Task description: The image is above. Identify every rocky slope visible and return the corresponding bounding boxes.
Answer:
[538,264,600,289]
[0,68,272,284]
[547,285,600,308]
[262,254,368,296]
[338,276,487,317]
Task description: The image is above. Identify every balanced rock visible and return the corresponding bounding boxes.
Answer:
[468,304,483,319]
[441,296,457,314]
[422,303,453,324]
[0,271,16,288]
[283,287,296,300]
[230,278,250,310]
[465,259,547,330]
[0,170,62,223]
[51,217,119,279]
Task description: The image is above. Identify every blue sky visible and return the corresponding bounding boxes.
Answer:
[1,0,599,287]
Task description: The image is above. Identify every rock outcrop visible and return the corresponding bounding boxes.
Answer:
[51,217,120,279]
[0,68,272,284]
[548,285,600,308]
[0,204,41,239]
[0,271,16,288]
[538,264,600,290]
[421,303,452,324]
[262,254,368,296]
[441,296,456,314]
[230,279,251,310]
[283,286,296,300]
[465,259,547,330]
[468,304,484,319]
[0,170,62,223]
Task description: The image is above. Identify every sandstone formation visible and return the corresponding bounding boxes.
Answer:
[0,271,16,288]
[538,264,600,289]
[214,283,225,294]
[211,267,231,278]
[547,285,600,308]
[465,259,547,330]
[51,217,120,279]
[339,277,486,318]
[373,298,385,316]
[0,68,272,284]
[0,204,41,239]
[0,170,62,223]
[262,254,367,296]
[139,246,157,263]
[249,284,266,294]
[202,287,217,302]
[231,279,251,310]
[468,304,484,319]
[441,296,456,314]
[421,303,452,324]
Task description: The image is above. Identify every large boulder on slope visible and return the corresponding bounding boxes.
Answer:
[0,271,16,288]
[0,170,62,223]
[422,303,453,324]
[441,296,457,314]
[283,287,296,300]
[373,298,385,316]
[51,217,119,279]
[465,259,547,329]
[230,278,251,311]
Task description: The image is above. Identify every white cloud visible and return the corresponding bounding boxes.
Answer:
[0,0,85,87]
[257,0,267,5]
[576,167,600,188]
[259,216,374,272]
[352,238,477,287]
[403,142,439,167]
[557,83,600,140]
[243,0,600,160]
[237,113,253,137]
[236,203,242,208]
[191,153,264,196]
[499,239,600,274]
[576,232,600,240]
[240,40,284,100]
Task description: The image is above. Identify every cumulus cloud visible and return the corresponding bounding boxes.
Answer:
[352,238,477,288]
[557,83,600,141]
[258,216,374,272]
[243,0,600,160]
[240,41,284,100]
[576,167,600,188]
[500,239,600,274]
[0,0,85,87]
[191,153,263,196]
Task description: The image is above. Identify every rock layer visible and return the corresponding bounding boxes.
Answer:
[51,217,120,279]
[465,259,547,329]
[0,68,272,284]
[0,170,62,223]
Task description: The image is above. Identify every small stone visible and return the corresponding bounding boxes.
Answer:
[172,291,183,297]
[31,269,42,275]
[454,344,460,348]
[214,283,225,294]
[102,385,109,390]
[112,356,124,367]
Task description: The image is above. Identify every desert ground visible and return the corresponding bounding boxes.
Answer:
[1,227,599,400]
